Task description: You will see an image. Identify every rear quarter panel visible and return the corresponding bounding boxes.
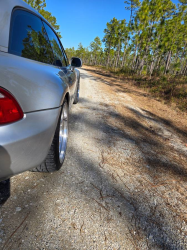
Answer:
[0,52,69,112]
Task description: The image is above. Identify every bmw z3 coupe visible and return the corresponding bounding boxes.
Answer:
[0,0,82,181]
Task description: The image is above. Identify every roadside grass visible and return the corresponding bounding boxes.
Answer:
[85,65,187,111]
[135,76,187,111]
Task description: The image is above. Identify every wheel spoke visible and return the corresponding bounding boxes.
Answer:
[59,102,68,163]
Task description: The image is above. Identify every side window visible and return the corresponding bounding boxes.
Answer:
[9,9,54,64]
[43,22,67,67]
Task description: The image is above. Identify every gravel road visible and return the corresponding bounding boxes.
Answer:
[0,68,187,250]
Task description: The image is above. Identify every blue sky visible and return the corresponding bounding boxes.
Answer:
[46,0,180,50]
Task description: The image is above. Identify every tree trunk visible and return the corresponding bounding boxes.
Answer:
[164,50,172,74]
[149,59,155,77]
[180,44,187,75]
[121,46,126,68]
[116,39,121,68]
[132,43,138,69]
[106,42,111,68]
[139,58,145,75]
[149,53,158,77]
[155,55,161,71]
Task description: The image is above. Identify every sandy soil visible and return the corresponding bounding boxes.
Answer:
[0,68,187,250]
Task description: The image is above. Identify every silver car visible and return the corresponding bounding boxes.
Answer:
[0,0,82,181]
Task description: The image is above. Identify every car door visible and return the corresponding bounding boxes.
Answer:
[42,22,76,105]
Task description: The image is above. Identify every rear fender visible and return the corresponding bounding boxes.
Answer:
[0,52,69,112]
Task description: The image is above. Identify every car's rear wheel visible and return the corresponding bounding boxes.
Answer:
[32,99,69,172]
[0,179,10,204]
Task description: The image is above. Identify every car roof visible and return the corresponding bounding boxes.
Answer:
[0,0,53,52]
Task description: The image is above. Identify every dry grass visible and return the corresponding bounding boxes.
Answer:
[83,65,187,138]
[85,65,187,111]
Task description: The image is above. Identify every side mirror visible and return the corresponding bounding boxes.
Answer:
[71,57,82,68]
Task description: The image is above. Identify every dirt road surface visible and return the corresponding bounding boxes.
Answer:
[0,68,187,250]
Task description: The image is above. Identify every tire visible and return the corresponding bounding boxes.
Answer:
[0,179,10,205]
[32,99,69,173]
[73,77,80,104]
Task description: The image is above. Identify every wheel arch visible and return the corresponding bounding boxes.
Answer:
[64,92,70,107]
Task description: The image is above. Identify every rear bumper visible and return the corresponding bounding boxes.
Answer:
[0,108,61,181]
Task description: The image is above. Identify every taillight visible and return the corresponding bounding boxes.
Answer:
[0,88,23,125]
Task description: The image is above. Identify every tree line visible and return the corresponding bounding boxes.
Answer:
[66,0,187,77]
